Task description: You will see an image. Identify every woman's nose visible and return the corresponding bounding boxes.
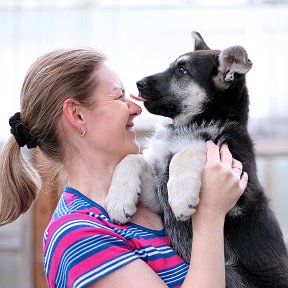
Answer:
[127,99,142,116]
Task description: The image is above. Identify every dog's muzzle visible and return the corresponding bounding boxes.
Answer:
[136,79,147,90]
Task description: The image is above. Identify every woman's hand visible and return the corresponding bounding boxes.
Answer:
[185,141,248,288]
[194,140,248,222]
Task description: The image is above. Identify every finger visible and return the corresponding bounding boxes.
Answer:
[220,144,232,168]
[206,141,220,165]
[232,159,243,177]
[239,172,248,191]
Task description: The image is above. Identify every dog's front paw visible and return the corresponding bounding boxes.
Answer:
[168,180,200,221]
[105,185,140,224]
[167,146,206,221]
[105,154,147,224]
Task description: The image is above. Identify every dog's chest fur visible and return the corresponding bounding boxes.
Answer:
[143,121,224,167]
[144,120,244,255]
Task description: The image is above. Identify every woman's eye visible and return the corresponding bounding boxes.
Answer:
[179,66,187,75]
[119,95,125,101]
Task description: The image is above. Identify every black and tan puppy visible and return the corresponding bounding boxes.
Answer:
[106,32,288,287]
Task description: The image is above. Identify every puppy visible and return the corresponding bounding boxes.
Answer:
[106,32,288,287]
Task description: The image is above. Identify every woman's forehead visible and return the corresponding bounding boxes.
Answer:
[98,62,124,89]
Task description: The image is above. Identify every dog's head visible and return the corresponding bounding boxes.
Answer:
[136,32,253,125]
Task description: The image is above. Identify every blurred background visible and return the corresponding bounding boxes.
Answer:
[0,0,287,287]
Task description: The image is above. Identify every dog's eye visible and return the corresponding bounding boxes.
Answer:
[178,66,187,75]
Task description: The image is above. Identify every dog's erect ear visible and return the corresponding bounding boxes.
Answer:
[218,46,252,81]
[191,31,210,50]
[213,46,253,90]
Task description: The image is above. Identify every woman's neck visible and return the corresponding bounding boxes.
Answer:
[130,204,163,231]
[64,152,163,231]
[65,154,118,207]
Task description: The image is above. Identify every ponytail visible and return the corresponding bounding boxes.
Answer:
[0,48,105,226]
[0,137,41,226]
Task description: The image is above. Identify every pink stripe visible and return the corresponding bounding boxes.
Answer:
[45,214,81,246]
[45,206,106,245]
[63,192,75,207]
[47,217,129,282]
[147,254,184,270]
[67,246,132,286]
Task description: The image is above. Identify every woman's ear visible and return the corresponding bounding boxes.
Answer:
[62,98,85,131]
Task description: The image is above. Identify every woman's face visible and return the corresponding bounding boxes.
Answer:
[84,62,142,161]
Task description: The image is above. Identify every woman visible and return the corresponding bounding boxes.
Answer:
[0,48,248,287]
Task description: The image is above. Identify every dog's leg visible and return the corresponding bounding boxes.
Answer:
[224,241,251,288]
[225,266,250,288]
[105,154,147,224]
[167,142,206,221]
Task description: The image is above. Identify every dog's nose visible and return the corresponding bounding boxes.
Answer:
[136,79,147,90]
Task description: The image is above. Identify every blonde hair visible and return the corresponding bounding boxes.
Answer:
[0,48,106,226]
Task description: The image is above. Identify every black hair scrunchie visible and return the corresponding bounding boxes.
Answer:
[9,112,38,149]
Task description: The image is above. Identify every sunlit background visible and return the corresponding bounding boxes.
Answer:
[0,0,287,287]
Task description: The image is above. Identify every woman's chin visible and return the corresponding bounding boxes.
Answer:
[129,141,141,155]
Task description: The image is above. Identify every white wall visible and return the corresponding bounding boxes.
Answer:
[0,1,288,136]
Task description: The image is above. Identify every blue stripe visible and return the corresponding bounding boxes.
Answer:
[134,245,177,261]
[157,262,189,285]
[56,234,131,286]
[53,196,69,219]
[88,212,166,240]
[64,186,110,218]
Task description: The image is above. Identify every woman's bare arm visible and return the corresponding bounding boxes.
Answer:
[184,142,247,287]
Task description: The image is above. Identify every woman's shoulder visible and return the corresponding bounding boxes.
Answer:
[42,199,142,288]
[43,187,170,260]
[43,188,120,244]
